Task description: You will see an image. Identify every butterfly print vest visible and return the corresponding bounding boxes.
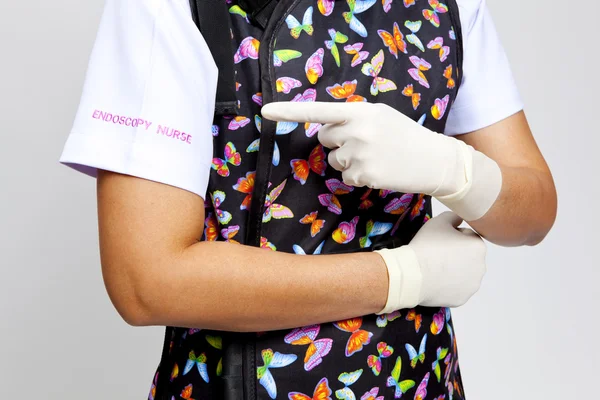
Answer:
[151,1,467,399]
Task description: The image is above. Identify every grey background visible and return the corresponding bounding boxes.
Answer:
[0,0,598,398]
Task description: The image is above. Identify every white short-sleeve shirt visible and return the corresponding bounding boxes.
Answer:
[59,0,523,200]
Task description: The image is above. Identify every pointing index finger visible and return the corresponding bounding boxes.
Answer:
[261,101,351,124]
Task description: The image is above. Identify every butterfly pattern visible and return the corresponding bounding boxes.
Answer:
[151,0,466,398]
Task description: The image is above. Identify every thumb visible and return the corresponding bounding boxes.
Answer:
[431,211,464,229]
[261,101,350,124]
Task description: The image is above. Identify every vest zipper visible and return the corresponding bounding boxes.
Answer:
[242,1,303,399]
[246,0,303,247]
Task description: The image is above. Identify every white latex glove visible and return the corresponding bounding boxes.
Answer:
[374,211,487,314]
[261,101,502,221]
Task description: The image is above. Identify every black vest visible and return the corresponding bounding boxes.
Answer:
[152,1,466,399]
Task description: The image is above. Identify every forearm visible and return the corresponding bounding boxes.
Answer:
[139,241,388,332]
[445,113,558,246]
[465,163,557,247]
[97,170,389,332]
[261,105,556,246]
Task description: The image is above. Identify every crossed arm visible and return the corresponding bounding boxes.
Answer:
[97,111,556,331]
[98,172,388,332]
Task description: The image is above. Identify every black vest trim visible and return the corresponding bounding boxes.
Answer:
[155,327,173,400]
[446,0,464,92]
[239,0,280,29]
[189,0,240,116]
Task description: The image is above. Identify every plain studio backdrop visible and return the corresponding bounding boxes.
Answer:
[0,0,597,398]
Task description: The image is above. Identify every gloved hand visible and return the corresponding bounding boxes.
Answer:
[261,101,503,222]
[373,211,487,314]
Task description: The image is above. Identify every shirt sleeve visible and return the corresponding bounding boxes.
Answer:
[444,0,524,136]
[59,0,218,199]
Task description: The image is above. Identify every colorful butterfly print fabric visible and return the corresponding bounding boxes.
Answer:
[152,0,466,398]
[284,325,333,371]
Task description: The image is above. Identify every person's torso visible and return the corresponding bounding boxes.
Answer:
[152,1,466,399]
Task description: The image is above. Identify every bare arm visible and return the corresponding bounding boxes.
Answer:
[458,111,557,247]
[97,170,388,332]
